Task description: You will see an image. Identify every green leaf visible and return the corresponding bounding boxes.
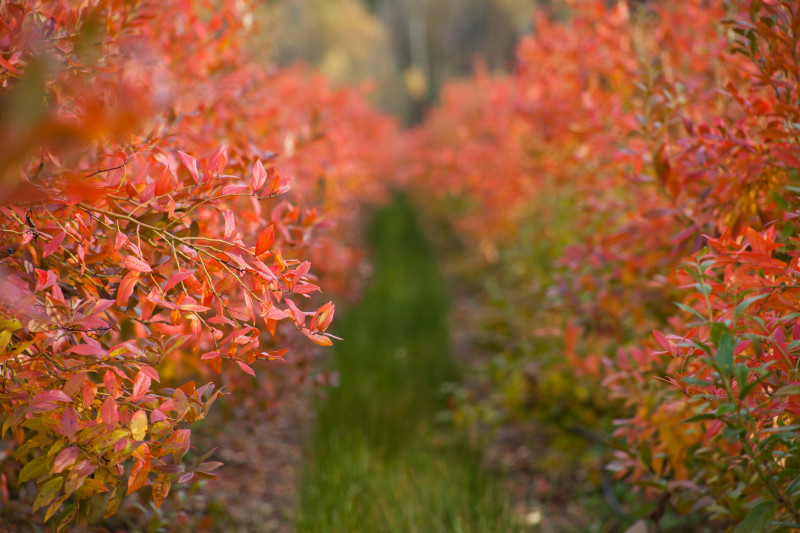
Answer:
[33,476,64,512]
[735,294,769,316]
[760,424,800,434]
[684,412,718,423]
[715,330,735,374]
[55,503,77,533]
[733,501,775,533]
[674,302,707,322]
[44,493,70,522]
[19,454,51,483]
[103,483,125,518]
[695,282,711,296]
[773,385,800,396]
[681,376,712,387]
[734,363,749,396]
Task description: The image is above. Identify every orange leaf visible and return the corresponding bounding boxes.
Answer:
[126,457,150,495]
[255,226,274,256]
[302,330,333,346]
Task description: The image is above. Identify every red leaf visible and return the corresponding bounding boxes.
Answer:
[105,370,121,398]
[67,344,107,357]
[60,407,79,440]
[115,232,129,251]
[745,227,768,255]
[201,351,220,360]
[284,299,305,326]
[224,251,252,271]
[35,269,57,292]
[43,231,66,258]
[204,145,227,183]
[131,367,154,385]
[124,256,152,273]
[131,371,152,402]
[155,167,173,197]
[293,283,320,295]
[236,360,256,377]
[102,396,119,426]
[64,372,86,397]
[294,261,311,280]
[178,303,210,312]
[34,390,73,403]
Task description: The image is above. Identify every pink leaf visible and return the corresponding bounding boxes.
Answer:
[653,330,672,353]
[223,209,235,239]
[221,184,249,195]
[178,151,199,183]
[252,159,267,192]
[124,256,152,273]
[53,447,79,473]
[236,360,256,377]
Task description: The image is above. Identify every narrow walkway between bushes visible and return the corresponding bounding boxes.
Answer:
[297,195,515,532]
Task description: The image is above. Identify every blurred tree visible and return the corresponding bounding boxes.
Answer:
[265,0,540,122]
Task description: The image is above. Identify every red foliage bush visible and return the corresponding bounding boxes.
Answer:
[0,0,396,528]
[412,0,800,527]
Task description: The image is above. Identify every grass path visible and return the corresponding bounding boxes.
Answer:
[297,195,516,532]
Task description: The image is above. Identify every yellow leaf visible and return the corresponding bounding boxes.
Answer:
[152,473,171,508]
[130,410,147,441]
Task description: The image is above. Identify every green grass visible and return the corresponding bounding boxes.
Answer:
[297,195,516,532]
